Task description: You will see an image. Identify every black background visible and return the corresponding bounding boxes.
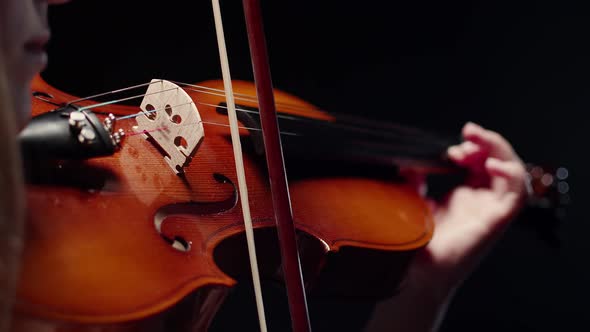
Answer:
[43,1,588,331]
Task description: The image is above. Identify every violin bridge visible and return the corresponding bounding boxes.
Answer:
[132,79,204,174]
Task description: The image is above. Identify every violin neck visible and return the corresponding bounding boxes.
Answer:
[281,112,461,173]
[216,102,460,173]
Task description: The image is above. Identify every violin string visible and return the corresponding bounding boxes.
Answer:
[113,96,305,123]
[125,118,448,167]
[169,82,449,146]
[124,119,300,137]
[118,109,452,165]
[114,102,444,152]
[114,101,300,136]
[208,103,449,147]
[123,119,445,159]
[114,101,195,121]
[66,80,164,105]
[104,91,448,160]
[63,77,434,142]
[65,79,311,115]
[122,119,445,164]
[198,121,298,136]
[67,81,317,127]
[113,105,449,159]
[74,86,184,112]
[64,75,423,135]
[127,96,443,146]
[196,101,304,121]
[172,82,313,113]
[67,80,448,149]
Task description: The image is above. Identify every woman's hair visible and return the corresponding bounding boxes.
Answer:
[0,44,25,331]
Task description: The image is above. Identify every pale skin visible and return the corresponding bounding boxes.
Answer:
[0,0,71,128]
[0,1,71,330]
[426,122,526,289]
[366,121,527,331]
[0,1,527,331]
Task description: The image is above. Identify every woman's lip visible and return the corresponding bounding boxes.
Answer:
[23,32,50,73]
[24,33,50,54]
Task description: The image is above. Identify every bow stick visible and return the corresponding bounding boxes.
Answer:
[212,1,311,330]
[242,1,312,331]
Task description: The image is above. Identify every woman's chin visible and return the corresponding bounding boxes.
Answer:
[13,86,32,131]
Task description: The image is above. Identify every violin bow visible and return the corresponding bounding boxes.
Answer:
[241,1,312,331]
[211,0,311,331]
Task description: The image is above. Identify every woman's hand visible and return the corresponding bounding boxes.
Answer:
[366,122,528,332]
[410,121,528,298]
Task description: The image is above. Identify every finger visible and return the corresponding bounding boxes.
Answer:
[486,158,525,180]
[447,145,464,161]
[448,141,490,187]
[485,158,526,194]
[447,141,487,167]
[462,122,516,161]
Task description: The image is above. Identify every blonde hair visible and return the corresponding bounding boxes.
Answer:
[0,45,25,331]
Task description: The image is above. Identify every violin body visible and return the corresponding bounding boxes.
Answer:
[13,76,434,331]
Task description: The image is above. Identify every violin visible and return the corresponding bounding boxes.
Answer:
[16,76,435,330]
[12,2,569,332]
[14,78,569,332]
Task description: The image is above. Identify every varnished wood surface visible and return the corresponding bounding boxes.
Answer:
[14,76,434,330]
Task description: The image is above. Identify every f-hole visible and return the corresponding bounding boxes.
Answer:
[32,91,61,106]
[153,173,238,252]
